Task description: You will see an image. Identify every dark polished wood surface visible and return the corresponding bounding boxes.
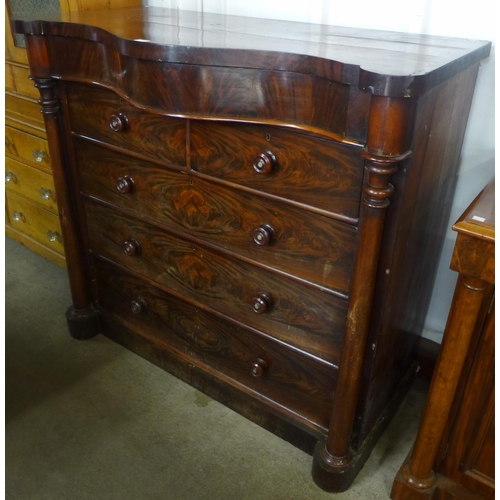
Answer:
[13,7,491,97]
[13,8,490,493]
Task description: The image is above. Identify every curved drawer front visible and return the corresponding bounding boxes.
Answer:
[76,140,356,294]
[86,200,347,364]
[94,259,337,431]
[191,121,363,220]
[66,83,186,167]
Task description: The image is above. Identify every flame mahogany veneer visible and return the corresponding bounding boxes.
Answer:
[13,8,491,492]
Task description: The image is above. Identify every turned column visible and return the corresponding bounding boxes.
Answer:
[402,274,487,488]
[26,35,98,340]
[400,189,495,489]
[312,95,415,492]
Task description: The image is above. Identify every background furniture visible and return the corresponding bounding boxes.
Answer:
[13,8,490,492]
[5,0,140,267]
[392,179,495,500]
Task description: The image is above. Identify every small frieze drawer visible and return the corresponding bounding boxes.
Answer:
[65,82,186,168]
[85,200,348,364]
[76,139,356,295]
[94,259,337,432]
[190,121,364,221]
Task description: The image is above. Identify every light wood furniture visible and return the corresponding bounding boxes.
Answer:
[392,179,495,500]
[12,8,490,492]
[5,1,140,266]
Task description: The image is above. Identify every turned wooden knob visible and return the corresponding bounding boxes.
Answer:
[251,358,268,377]
[109,113,128,132]
[122,239,140,256]
[116,176,133,194]
[253,224,275,246]
[130,298,146,314]
[252,293,272,314]
[253,151,276,174]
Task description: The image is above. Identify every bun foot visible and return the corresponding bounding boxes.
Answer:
[66,305,99,340]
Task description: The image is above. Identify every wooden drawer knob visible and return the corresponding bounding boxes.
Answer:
[109,113,128,132]
[253,151,276,174]
[252,293,272,314]
[116,176,133,194]
[122,239,140,256]
[253,224,275,246]
[130,298,146,314]
[251,358,268,378]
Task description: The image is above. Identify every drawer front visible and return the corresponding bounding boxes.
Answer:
[5,126,51,170]
[94,259,337,430]
[10,65,38,99]
[66,82,186,167]
[5,157,58,213]
[76,140,356,294]
[5,64,15,91]
[7,191,64,254]
[5,94,46,127]
[86,201,346,364]
[191,121,364,219]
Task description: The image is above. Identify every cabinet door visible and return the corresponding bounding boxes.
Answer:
[439,306,495,499]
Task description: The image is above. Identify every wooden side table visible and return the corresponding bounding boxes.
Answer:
[391,178,495,500]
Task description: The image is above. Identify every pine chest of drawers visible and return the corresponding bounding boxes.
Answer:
[13,8,490,492]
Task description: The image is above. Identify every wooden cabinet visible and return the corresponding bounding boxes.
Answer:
[5,1,140,266]
[12,8,490,492]
[392,179,495,500]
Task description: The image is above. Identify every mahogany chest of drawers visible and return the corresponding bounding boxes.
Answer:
[13,8,491,492]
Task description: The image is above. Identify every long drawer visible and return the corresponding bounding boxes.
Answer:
[94,259,338,431]
[7,191,64,254]
[190,120,364,220]
[66,82,186,168]
[76,139,356,294]
[85,200,347,364]
[5,157,58,214]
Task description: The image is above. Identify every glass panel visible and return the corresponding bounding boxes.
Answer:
[7,0,61,47]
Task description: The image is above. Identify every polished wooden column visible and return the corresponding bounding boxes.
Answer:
[392,178,495,499]
[312,95,414,492]
[27,35,98,339]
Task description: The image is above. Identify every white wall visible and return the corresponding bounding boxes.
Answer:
[145,0,496,343]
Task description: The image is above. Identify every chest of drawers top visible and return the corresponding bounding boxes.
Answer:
[14,7,490,95]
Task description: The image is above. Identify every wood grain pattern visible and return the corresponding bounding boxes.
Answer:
[66,82,186,167]
[13,7,491,493]
[54,41,351,137]
[6,190,63,253]
[86,200,347,363]
[12,7,491,97]
[75,138,356,295]
[190,120,363,221]
[94,258,337,433]
[5,125,51,170]
[5,93,46,129]
[10,64,38,98]
[5,157,58,213]
[355,64,483,448]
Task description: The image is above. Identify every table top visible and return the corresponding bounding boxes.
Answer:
[12,6,491,97]
[453,178,495,243]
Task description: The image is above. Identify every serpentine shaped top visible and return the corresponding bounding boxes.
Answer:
[12,7,490,97]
